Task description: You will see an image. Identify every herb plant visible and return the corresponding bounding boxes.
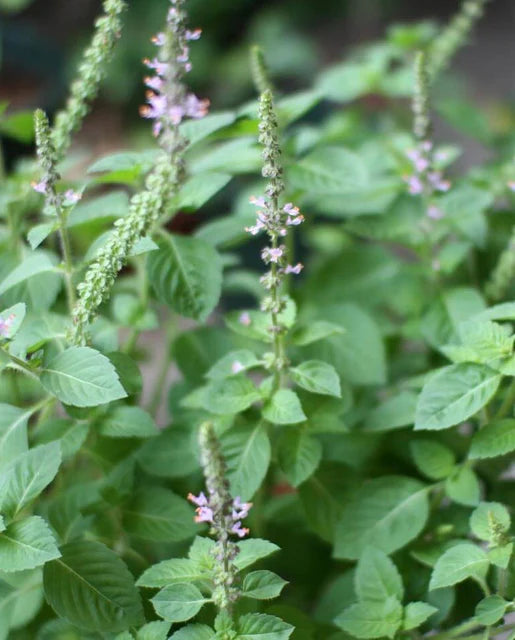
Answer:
[1,0,515,639]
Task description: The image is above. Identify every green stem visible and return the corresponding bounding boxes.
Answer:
[429,619,481,640]
[494,379,515,420]
[148,317,176,417]
[1,348,40,381]
[56,208,76,312]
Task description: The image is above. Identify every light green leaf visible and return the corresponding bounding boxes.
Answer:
[402,602,438,630]
[151,583,208,623]
[40,346,127,407]
[262,389,306,425]
[291,320,345,346]
[475,595,508,626]
[335,596,403,639]
[0,516,60,572]
[67,191,129,227]
[0,442,61,517]
[469,419,515,459]
[206,350,262,380]
[201,376,260,415]
[410,440,456,480]
[137,621,171,640]
[242,570,288,600]
[222,422,271,500]
[445,466,480,506]
[137,426,199,479]
[170,172,231,211]
[0,404,30,469]
[99,406,157,438]
[237,613,293,640]
[355,547,404,603]
[429,543,489,590]
[137,558,206,589]
[123,487,196,542]
[233,539,280,570]
[290,360,341,397]
[169,624,214,640]
[288,146,367,194]
[277,429,322,487]
[147,233,222,322]
[334,476,429,559]
[363,392,417,433]
[0,253,57,295]
[415,364,501,431]
[469,502,511,542]
[43,540,144,632]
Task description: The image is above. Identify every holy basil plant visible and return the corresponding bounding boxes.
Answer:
[1,0,515,638]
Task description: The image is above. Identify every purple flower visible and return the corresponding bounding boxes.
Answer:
[232,497,252,519]
[143,57,170,76]
[152,33,166,46]
[427,204,444,220]
[239,312,251,326]
[286,214,304,226]
[186,28,202,41]
[285,263,303,275]
[0,314,15,338]
[509,181,515,192]
[406,175,424,195]
[187,492,208,507]
[250,195,267,208]
[32,179,48,194]
[231,361,245,374]
[231,522,250,538]
[262,247,284,263]
[144,76,164,91]
[64,189,82,205]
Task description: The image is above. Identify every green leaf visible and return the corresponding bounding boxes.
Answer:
[445,466,480,506]
[170,172,231,211]
[201,376,260,415]
[334,476,429,559]
[0,568,43,634]
[410,440,456,480]
[43,540,144,632]
[99,406,157,438]
[0,110,34,142]
[137,426,199,479]
[429,543,489,590]
[206,350,262,380]
[67,191,129,227]
[290,360,341,397]
[355,547,404,603]
[469,419,515,459]
[291,320,345,346]
[137,558,206,589]
[469,502,511,542]
[0,303,25,339]
[169,624,214,640]
[87,150,158,184]
[0,516,60,572]
[122,487,196,542]
[242,570,288,600]
[475,595,508,626]
[233,539,280,570]
[0,253,57,295]
[335,596,403,639]
[363,392,417,433]
[147,233,222,322]
[0,404,30,469]
[237,613,293,640]
[0,442,61,517]
[137,621,171,640]
[222,422,271,500]
[288,146,367,194]
[277,429,322,487]
[415,364,501,431]
[402,602,438,630]
[151,583,208,623]
[40,347,127,407]
[262,389,306,425]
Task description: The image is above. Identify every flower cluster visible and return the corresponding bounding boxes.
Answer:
[404,51,450,221]
[69,0,207,344]
[189,422,250,613]
[246,91,304,311]
[188,492,251,539]
[141,0,209,152]
[428,0,490,80]
[52,0,126,160]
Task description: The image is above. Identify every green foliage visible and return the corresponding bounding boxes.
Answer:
[1,0,513,637]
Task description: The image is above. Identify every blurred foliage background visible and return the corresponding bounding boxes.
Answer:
[1,0,514,128]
